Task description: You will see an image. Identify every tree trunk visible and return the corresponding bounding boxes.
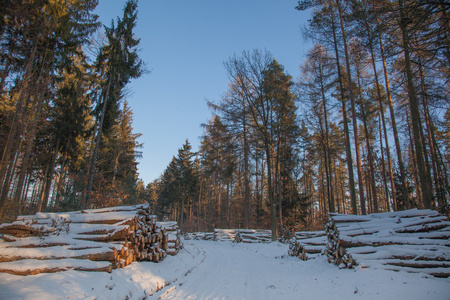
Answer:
[265,141,277,241]
[37,164,50,213]
[86,79,112,208]
[378,115,390,210]
[330,15,358,215]
[377,15,409,210]
[243,101,250,229]
[320,64,335,213]
[406,113,420,208]
[354,60,379,213]
[398,6,433,209]
[12,93,46,209]
[367,29,395,212]
[41,137,60,211]
[0,43,37,194]
[418,59,447,212]
[335,0,366,214]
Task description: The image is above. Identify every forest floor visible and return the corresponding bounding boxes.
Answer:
[0,239,449,300]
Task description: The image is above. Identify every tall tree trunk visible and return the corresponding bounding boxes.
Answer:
[319,159,326,217]
[376,15,409,210]
[86,79,112,208]
[418,58,447,212]
[265,140,277,241]
[330,15,358,215]
[197,170,203,232]
[320,65,335,213]
[354,60,379,213]
[367,28,395,212]
[12,93,46,210]
[398,5,433,209]
[243,101,250,229]
[276,132,283,230]
[55,147,68,206]
[37,164,50,213]
[378,115,390,211]
[406,113,420,207]
[42,137,60,211]
[0,43,37,193]
[335,0,366,214]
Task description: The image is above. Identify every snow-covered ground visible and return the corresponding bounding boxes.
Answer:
[1,239,449,300]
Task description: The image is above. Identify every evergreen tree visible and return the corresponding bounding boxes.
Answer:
[0,0,99,219]
[86,0,144,207]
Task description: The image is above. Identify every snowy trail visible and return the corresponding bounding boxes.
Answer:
[150,240,450,300]
[1,239,449,300]
[155,241,296,300]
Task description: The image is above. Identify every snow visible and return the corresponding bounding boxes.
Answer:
[0,239,449,300]
[9,203,150,226]
[0,258,111,274]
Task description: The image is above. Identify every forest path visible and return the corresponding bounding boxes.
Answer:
[149,240,450,300]
[152,240,340,300]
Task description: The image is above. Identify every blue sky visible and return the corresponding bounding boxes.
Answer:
[94,0,311,185]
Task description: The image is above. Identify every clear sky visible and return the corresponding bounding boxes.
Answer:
[94,0,311,186]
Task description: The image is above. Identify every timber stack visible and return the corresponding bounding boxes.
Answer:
[232,229,271,243]
[184,232,216,241]
[158,221,182,255]
[0,204,181,275]
[325,209,450,277]
[288,231,326,260]
[183,229,271,243]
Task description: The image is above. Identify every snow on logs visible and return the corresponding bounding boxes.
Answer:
[0,204,181,275]
[184,229,272,243]
[232,229,272,243]
[325,209,450,277]
[288,231,327,260]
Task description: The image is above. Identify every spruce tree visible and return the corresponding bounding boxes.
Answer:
[86,0,144,208]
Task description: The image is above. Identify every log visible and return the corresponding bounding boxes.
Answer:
[0,246,117,263]
[0,259,113,275]
[0,204,180,274]
[325,209,450,276]
[1,234,17,242]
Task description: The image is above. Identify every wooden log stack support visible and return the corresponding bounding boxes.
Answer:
[0,204,181,275]
[288,231,327,260]
[325,209,450,277]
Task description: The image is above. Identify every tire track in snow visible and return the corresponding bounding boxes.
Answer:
[159,241,290,300]
[147,241,207,299]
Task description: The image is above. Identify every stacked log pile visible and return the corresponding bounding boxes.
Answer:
[325,209,450,277]
[184,229,272,243]
[214,229,235,241]
[184,232,216,241]
[232,229,272,243]
[288,231,327,260]
[0,204,181,275]
[158,222,182,255]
